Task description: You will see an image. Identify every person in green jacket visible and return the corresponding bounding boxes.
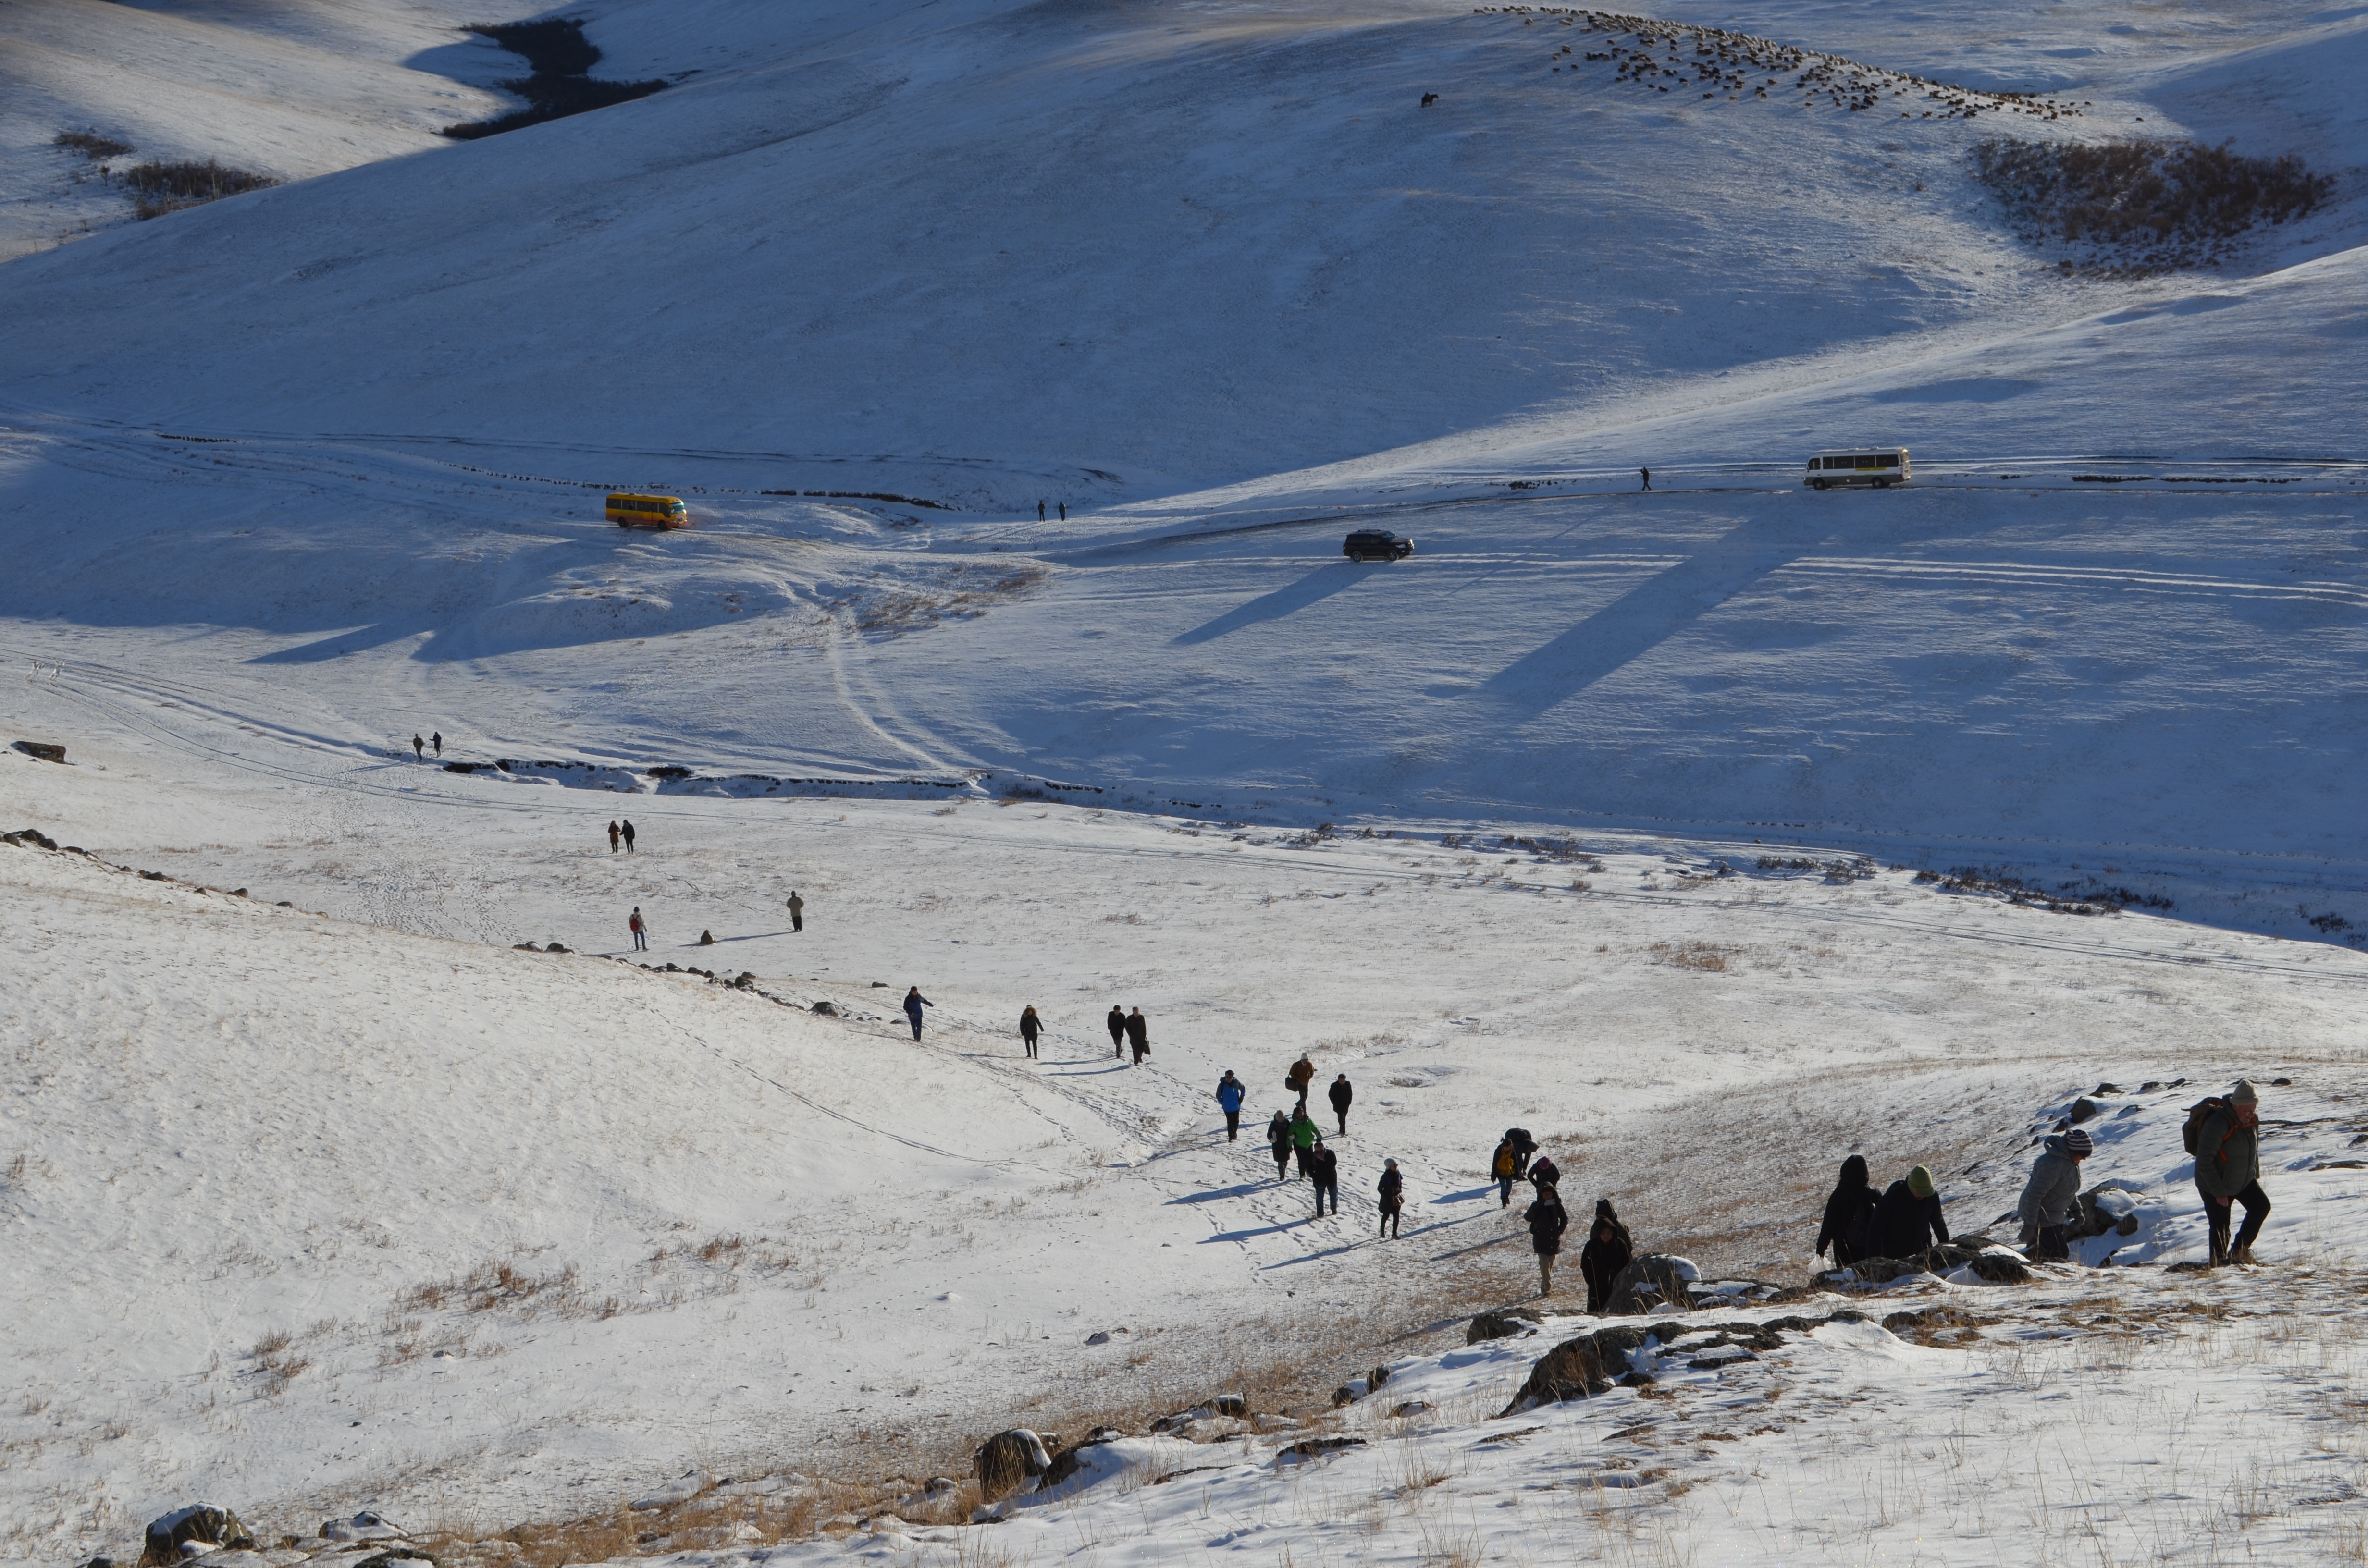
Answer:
[2195,1080,2270,1266]
[1290,1105,1319,1178]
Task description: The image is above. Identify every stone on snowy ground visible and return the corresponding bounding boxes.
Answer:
[1826,1244,2031,1286]
[629,1472,707,1510]
[1497,1323,1653,1411]
[1277,1435,1366,1463]
[974,1429,1053,1500]
[1603,1254,1700,1315]
[2069,1097,2101,1124]
[699,931,714,944]
[1368,1364,1392,1392]
[1084,1330,1110,1345]
[12,741,66,763]
[321,1515,406,1542]
[1467,1305,1544,1343]
[2075,1183,2144,1238]
[142,1506,253,1566]
[1391,1400,1434,1418]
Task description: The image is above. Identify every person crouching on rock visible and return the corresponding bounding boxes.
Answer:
[2018,1127,2092,1260]
[1580,1199,1632,1313]
[1866,1164,1950,1261]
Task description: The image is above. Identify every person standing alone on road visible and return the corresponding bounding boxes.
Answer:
[1107,1004,1127,1059]
[1526,1185,1569,1296]
[786,890,804,931]
[607,820,621,854]
[1019,1004,1041,1059]
[2194,1080,2271,1266]
[1215,1070,1245,1139]
[621,819,637,853]
[1328,1073,1353,1136]
[1308,1137,1339,1217]
[1377,1159,1404,1239]
[1125,1006,1149,1065]
[1268,1111,1294,1181]
[629,906,648,951]
[903,985,932,1041]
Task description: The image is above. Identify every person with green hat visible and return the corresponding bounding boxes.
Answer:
[2195,1080,2269,1266]
[1865,1164,1952,1260]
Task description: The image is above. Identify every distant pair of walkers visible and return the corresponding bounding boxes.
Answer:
[1523,1189,1632,1306]
[1105,1005,1150,1063]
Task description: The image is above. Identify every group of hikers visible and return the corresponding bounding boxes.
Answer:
[1816,1079,2272,1272]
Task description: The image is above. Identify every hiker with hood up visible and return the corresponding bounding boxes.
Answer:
[1579,1200,1632,1313]
[1525,1185,1569,1296]
[2017,1127,2092,1261]
[903,985,933,1042]
[1268,1110,1294,1181]
[1865,1164,1951,1260]
[1107,1004,1127,1059]
[1291,1103,1320,1177]
[1529,1150,1562,1194]
[1328,1073,1353,1136]
[1492,1135,1518,1207]
[2193,1080,2270,1266]
[1214,1070,1246,1139]
[1018,1005,1042,1059]
[1377,1159,1404,1239]
[1814,1155,1878,1266]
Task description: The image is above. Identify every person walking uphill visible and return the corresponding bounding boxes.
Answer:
[1215,1071,1245,1139]
[1377,1159,1404,1239]
[2193,1080,2270,1266]
[1285,1054,1317,1104]
[1292,1104,1319,1177]
[1866,1164,1951,1260]
[1816,1155,1879,1267]
[1268,1111,1294,1182]
[1125,1006,1150,1065]
[607,820,621,854]
[1492,1135,1518,1207]
[412,734,425,759]
[1328,1073,1353,1136]
[2018,1127,2092,1261]
[629,906,648,951]
[1580,1200,1632,1313]
[1308,1138,1339,1216]
[903,986,933,1042]
[1526,1185,1569,1296]
[1019,1005,1042,1059]
[1108,1005,1127,1060]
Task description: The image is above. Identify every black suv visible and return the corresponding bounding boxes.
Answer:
[1343,529,1414,562]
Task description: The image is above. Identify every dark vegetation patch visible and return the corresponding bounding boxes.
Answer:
[115,160,281,220]
[1973,137,2335,273]
[444,18,668,140]
[55,130,135,161]
[1912,865,2173,915]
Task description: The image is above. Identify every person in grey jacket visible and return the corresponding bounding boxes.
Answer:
[2017,1127,2091,1261]
[2194,1080,2269,1266]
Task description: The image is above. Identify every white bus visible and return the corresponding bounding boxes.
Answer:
[1804,448,1910,490]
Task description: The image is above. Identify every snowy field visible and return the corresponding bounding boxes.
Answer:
[5,0,2368,1561]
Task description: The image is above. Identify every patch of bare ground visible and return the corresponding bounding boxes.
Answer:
[844,564,1048,637]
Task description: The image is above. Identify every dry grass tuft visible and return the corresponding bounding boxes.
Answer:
[1647,941,1733,972]
[1973,137,2334,271]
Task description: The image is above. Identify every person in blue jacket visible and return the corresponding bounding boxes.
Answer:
[903,986,932,1041]
[1215,1071,1246,1139]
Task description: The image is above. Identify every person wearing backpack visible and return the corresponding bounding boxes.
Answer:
[2191,1081,2270,1266]
[2017,1128,2091,1261]
[1492,1136,1518,1207]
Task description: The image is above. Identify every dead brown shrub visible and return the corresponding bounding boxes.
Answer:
[1973,137,2334,270]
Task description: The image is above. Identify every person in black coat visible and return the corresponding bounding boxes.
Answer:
[1377,1159,1404,1238]
[1125,1007,1150,1065]
[1579,1199,1632,1313]
[1267,1112,1293,1182]
[1816,1155,1879,1267]
[1308,1139,1340,1216]
[1108,1005,1127,1059]
[1529,1152,1561,1193]
[1864,1164,1951,1259]
[1328,1074,1353,1136]
[1525,1188,1569,1296]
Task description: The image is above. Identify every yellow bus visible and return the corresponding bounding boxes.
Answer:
[607,492,689,528]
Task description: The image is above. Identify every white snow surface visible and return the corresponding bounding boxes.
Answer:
[5,0,2368,1561]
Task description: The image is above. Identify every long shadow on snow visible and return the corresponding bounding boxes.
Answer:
[1171,562,1375,646]
[1481,509,1851,719]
